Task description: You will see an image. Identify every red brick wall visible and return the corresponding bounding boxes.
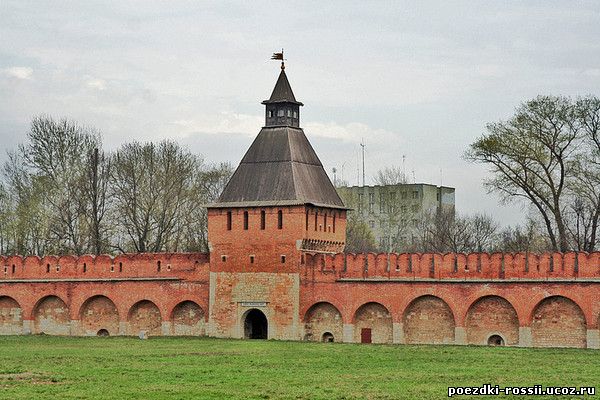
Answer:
[353,302,393,344]
[34,295,70,335]
[300,252,600,348]
[465,296,519,346]
[128,300,162,336]
[0,247,599,348]
[403,295,455,344]
[304,302,343,342]
[80,295,119,336]
[531,296,587,348]
[0,296,22,335]
[172,301,205,336]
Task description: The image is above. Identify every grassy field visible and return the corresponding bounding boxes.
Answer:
[0,336,598,399]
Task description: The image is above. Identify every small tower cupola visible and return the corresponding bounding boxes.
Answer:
[262,64,303,128]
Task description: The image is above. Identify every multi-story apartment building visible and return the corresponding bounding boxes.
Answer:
[337,183,455,251]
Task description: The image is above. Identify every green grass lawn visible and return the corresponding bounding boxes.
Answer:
[0,336,597,399]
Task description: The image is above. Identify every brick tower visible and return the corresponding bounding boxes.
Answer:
[207,63,347,340]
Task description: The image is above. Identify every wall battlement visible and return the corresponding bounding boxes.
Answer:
[0,253,210,281]
[304,252,600,280]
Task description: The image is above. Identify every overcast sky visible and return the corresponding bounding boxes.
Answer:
[1,1,599,226]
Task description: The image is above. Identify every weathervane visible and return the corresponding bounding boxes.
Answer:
[271,49,286,70]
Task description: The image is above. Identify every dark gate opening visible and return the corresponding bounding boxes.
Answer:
[244,309,268,339]
[322,332,334,342]
[487,334,505,346]
[97,329,109,337]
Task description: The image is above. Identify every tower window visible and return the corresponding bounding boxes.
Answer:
[261,210,266,230]
[287,109,291,117]
[314,211,318,231]
[278,210,283,229]
[119,262,123,272]
[281,255,286,264]
[267,110,273,118]
[243,211,249,230]
[324,213,328,231]
[293,111,297,118]
[305,209,309,230]
[157,261,161,272]
[221,255,227,262]
[83,263,87,273]
[277,109,284,117]
[333,214,336,233]
[227,211,232,230]
[250,255,255,264]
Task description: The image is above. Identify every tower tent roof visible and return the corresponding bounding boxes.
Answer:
[261,69,303,106]
[211,126,346,209]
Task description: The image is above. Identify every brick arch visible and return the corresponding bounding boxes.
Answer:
[33,295,70,335]
[531,296,586,348]
[79,295,119,336]
[353,302,392,344]
[403,295,455,344]
[303,302,343,342]
[0,296,22,335]
[170,301,205,336]
[465,295,519,346]
[128,300,162,336]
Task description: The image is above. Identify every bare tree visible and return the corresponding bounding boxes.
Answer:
[18,116,102,254]
[471,213,499,252]
[110,140,203,253]
[82,148,111,254]
[466,96,579,251]
[567,96,600,251]
[496,218,552,253]
[373,166,407,186]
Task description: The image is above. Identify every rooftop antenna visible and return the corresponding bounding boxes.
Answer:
[412,169,416,184]
[440,168,443,187]
[360,139,365,186]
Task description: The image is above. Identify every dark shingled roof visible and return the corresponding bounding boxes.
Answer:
[261,69,303,106]
[211,126,346,209]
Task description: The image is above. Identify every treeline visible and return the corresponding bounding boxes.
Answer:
[0,116,232,256]
[345,210,554,254]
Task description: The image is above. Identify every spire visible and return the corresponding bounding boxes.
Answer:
[262,56,303,127]
[263,69,303,106]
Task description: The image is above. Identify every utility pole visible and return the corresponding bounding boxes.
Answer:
[356,150,360,186]
[402,154,406,183]
[360,139,365,186]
